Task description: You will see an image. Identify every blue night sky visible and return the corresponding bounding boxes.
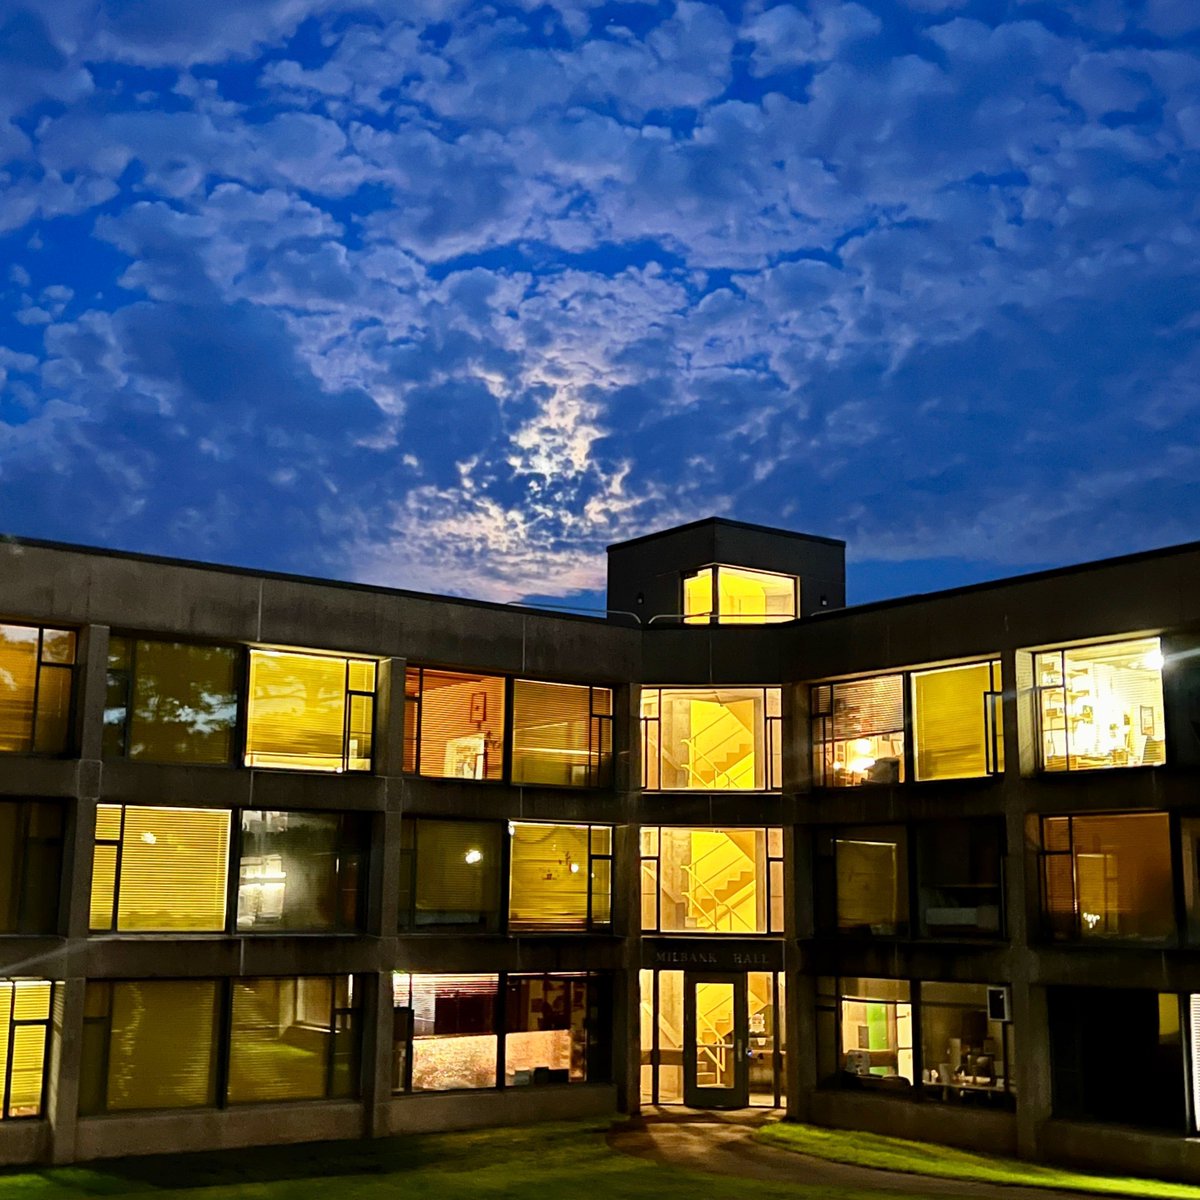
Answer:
[1,1,1199,610]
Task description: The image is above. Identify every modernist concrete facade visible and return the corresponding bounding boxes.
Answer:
[1,516,1199,1180]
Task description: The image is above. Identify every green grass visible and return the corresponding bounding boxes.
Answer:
[0,1120,896,1200]
[757,1121,1200,1199]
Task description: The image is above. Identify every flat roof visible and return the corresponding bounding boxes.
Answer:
[606,515,846,552]
[0,534,618,626]
[813,535,1200,621]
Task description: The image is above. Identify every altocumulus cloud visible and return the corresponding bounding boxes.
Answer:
[1,0,1199,603]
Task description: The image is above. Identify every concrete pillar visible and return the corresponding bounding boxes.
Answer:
[361,970,395,1139]
[47,977,86,1163]
[374,656,408,779]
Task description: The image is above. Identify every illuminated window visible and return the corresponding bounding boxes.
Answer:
[682,566,797,625]
[911,661,1002,781]
[1035,637,1165,772]
[79,981,218,1113]
[398,819,503,933]
[836,977,914,1089]
[404,668,505,780]
[0,801,64,933]
[1040,812,1173,942]
[641,687,781,791]
[244,649,375,773]
[227,976,358,1103]
[0,980,54,1119]
[104,637,239,764]
[919,982,1014,1108]
[509,823,613,931]
[505,974,590,1086]
[640,827,782,935]
[811,676,905,787]
[91,804,230,933]
[393,973,499,1092]
[0,624,75,755]
[511,681,613,787]
[237,810,367,933]
[392,972,611,1094]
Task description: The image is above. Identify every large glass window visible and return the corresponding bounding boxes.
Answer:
[0,980,53,1119]
[837,978,914,1091]
[0,801,64,934]
[509,823,612,931]
[919,983,1014,1108]
[641,687,781,791]
[237,810,367,933]
[916,820,1004,938]
[911,661,1002,781]
[813,661,1003,787]
[227,976,358,1103]
[641,827,782,935]
[0,624,75,755]
[79,981,218,1113]
[830,827,909,937]
[393,973,499,1092]
[91,804,230,933]
[504,974,589,1086]
[1035,638,1166,771]
[1050,988,1183,1131]
[245,649,375,773]
[511,681,613,787]
[403,668,505,780]
[1040,812,1173,942]
[811,676,905,787]
[104,637,239,764]
[392,971,610,1094]
[398,819,504,933]
[683,566,798,625]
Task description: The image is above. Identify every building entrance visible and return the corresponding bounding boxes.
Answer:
[683,972,748,1107]
[640,965,786,1108]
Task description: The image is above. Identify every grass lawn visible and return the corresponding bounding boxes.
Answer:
[0,1120,889,1200]
[757,1121,1200,1199]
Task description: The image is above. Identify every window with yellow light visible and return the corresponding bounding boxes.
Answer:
[244,649,375,773]
[682,566,797,625]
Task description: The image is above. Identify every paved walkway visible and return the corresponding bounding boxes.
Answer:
[607,1110,1102,1199]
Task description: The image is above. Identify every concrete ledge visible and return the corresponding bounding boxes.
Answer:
[0,1120,51,1166]
[380,1084,618,1136]
[809,1089,1018,1156]
[1040,1118,1200,1184]
[75,1101,365,1161]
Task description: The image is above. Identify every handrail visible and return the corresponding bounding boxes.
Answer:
[681,862,757,933]
[507,600,643,625]
[647,611,799,626]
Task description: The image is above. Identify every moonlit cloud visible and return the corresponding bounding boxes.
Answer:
[1,0,1198,606]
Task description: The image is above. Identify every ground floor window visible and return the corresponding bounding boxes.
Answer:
[392,972,610,1095]
[817,977,1014,1109]
[639,969,786,1108]
[79,975,359,1114]
[1050,987,1186,1131]
[0,980,54,1119]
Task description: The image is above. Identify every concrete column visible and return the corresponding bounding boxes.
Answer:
[1013,979,1051,1159]
[374,656,408,779]
[361,970,395,1138]
[788,953,813,1121]
[48,977,85,1163]
[616,820,642,1115]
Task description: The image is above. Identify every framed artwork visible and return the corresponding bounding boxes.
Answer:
[1140,705,1155,736]
[470,691,487,724]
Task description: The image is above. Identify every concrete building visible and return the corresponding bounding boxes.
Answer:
[1,516,1200,1180]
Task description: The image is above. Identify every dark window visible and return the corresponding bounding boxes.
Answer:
[916,821,1004,938]
[1049,988,1184,1131]
[817,827,909,937]
[0,801,63,933]
[104,637,239,764]
[399,819,503,933]
[237,810,367,933]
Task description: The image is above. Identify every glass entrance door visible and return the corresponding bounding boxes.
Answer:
[683,971,749,1108]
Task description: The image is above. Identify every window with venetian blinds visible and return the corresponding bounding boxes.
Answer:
[511,680,613,787]
[0,624,75,755]
[244,649,375,773]
[90,804,231,932]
